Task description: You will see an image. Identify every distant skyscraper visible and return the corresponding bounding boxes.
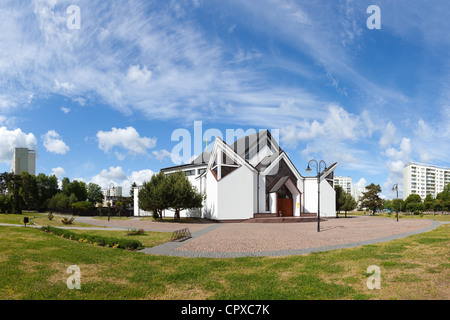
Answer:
[10,148,36,175]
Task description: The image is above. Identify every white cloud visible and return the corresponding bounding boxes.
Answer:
[61,107,70,114]
[51,167,65,179]
[385,138,411,162]
[42,130,70,154]
[152,149,172,161]
[126,65,152,85]
[280,104,366,148]
[354,178,367,189]
[379,122,398,148]
[89,166,155,196]
[96,127,156,159]
[0,126,37,163]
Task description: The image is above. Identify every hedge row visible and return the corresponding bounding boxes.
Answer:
[41,226,143,250]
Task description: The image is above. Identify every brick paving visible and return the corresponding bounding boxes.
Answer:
[175,216,434,253]
[75,216,442,258]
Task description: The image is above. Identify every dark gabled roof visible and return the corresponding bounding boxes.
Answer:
[160,150,210,172]
[230,129,281,159]
[191,150,211,165]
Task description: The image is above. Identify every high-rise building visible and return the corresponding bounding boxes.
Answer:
[334,176,352,194]
[102,186,123,207]
[403,162,450,200]
[10,148,36,175]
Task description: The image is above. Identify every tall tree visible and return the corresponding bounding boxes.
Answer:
[423,194,435,211]
[139,172,167,220]
[166,171,204,222]
[342,193,357,217]
[87,182,103,206]
[359,183,382,215]
[334,185,347,218]
[19,172,38,211]
[36,173,59,210]
[7,174,22,214]
[404,194,423,213]
[62,178,87,202]
[130,182,137,200]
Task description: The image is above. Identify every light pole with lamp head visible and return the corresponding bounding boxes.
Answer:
[306,159,327,232]
[392,184,399,222]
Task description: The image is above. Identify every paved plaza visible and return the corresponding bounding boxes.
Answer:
[74,215,443,258]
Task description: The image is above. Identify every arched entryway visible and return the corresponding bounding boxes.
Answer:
[269,176,301,217]
[277,185,293,217]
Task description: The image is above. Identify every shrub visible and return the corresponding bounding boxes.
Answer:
[40,226,143,250]
[61,217,75,224]
[126,228,145,236]
[47,212,54,220]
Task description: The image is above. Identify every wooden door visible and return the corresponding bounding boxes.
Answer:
[278,198,293,217]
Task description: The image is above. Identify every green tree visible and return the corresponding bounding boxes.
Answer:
[62,178,87,202]
[36,173,59,211]
[342,193,357,217]
[19,172,38,211]
[436,183,450,211]
[139,171,204,222]
[334,185,347,218]
[404,194,423,213]
[7,174,22,214]
[359,183,382,215]
[0,194,11,213]
[0,172,11,195]
[423,194,435,212]
[87,183,103,206]
[130,182,137,201]
[166,171,204,222]
[139,172,167,220]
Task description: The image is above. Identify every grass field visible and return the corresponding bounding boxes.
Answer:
[0,213,448,300]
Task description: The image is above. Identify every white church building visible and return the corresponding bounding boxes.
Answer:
[133,130,337,221]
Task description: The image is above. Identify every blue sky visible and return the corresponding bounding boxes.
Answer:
[0,0,449,198]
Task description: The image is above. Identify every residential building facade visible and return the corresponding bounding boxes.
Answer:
[102,186,123,207]
[334,176,352,194]
[10,148,36,175]
[403,162,450,200]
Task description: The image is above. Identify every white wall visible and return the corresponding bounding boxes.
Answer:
[216,166,255,220]
[204,169,219,220]
[133,187,152,217]
[303,178,336,217]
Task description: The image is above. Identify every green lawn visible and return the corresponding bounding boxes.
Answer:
[0,213,103,228]
[0,221,448,300]
[341,211,450,222]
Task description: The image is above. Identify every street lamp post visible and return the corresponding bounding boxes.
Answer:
[306,159,327,232]
[392,184,399,222]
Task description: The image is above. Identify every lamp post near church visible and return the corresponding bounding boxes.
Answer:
[392,184,399,222]
[306,159,327,232]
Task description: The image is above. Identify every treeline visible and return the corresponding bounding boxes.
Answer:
[0,171,131,215]
[335,182,450,216]
[383,185,450,214]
